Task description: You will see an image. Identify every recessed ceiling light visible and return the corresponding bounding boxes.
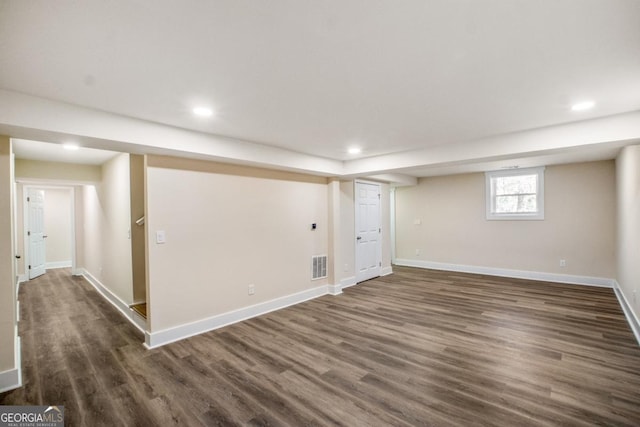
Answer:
[63,143,79,151]
[571,100,595,112]
[348,147,362,155]
[193,107,214,117]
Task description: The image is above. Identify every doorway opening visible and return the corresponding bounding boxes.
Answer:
[21,185,76,283]
[13,140,148,337]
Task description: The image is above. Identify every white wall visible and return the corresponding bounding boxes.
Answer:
[145,156,329,332]
[338,181,356,284]
[73,186,84,274]
[395,161,616,279]
[616,145,640,321]
[0,136,17,387]
[80,153,133,304]
[15,159,101,183]
[381,183,391,271]
[14,183,24,276]
[43,188,72,267]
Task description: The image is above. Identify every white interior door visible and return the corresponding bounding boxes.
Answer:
[28,189,46,279]
[355,181,381,283]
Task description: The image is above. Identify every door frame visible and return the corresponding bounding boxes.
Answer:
[22,184,77,281]
[354,179,382,283]
[390,186,396,264]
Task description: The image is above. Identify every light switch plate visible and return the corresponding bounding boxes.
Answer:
[156,230,166,244]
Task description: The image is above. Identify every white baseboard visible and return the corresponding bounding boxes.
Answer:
[613,281,640,345]
[0,367,21,394]
[394,259,614,288]
[340,276,357,289]
[130,309,147,331]
[45,260,72,269]
[0,335,22,393]
[16,274,27,296]
[78,267,354,349]
[327,284,343,295]
[80,269,145,335]
[145,285,329,349]
[395,259,640,346]
[339,270,391,289]
[330,268,392,295]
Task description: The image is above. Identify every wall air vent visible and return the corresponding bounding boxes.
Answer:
[311,255,328,280]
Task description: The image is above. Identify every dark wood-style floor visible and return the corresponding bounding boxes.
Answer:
[2,267,640,426]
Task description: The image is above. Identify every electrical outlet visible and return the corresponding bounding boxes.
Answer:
[248,284,255,296]
[415,249,420,256]
[343,264,349,272]
[559,259,566,267]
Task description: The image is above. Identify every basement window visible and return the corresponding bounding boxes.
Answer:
[485,167,545,220]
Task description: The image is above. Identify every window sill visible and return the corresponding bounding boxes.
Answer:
[486,213,545,221]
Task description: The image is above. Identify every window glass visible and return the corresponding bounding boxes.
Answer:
[486,167,544,220]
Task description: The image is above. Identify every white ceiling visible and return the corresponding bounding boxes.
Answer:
[1,1,639,177]
[12,139,119,165]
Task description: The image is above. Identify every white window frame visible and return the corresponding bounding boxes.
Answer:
[485,166,545,220]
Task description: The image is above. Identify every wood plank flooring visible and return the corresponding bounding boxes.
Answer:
[2,266,640,426]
